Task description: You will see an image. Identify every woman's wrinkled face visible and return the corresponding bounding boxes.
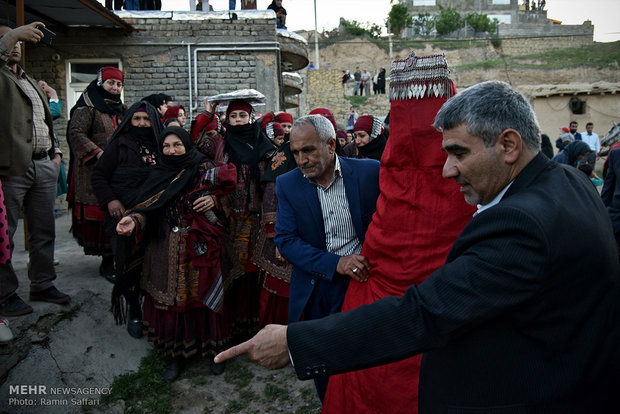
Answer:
[102,78,123,95]
[355,130,371,147]
[162,134,186,156]
[228,110,250,126]
[204,129,219,138]
[131,112,151,127]
[177,109,186,127]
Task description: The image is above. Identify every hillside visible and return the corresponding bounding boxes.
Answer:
[303,36,620,88]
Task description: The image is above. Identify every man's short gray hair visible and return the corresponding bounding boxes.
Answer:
[292,115,335,144]
[433,81,541,152]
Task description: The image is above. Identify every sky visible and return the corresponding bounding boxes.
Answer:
[102,0,620,43]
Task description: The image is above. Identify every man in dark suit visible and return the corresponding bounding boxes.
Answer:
[273,114,380,401]
[215,81,620,411]
[602,148,620,257]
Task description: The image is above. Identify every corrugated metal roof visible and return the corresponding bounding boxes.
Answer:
[1,0,135,32]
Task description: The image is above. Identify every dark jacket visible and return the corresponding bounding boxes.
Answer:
[91,132,147,209]
[288,153,620,412]
[0,66,58,176]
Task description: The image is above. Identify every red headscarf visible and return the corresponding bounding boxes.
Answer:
[98,66,123,84]
[353,115,374,133]
[272,122,285,137]
[226,99,253,118]
[163,105,186,121]
[309,107,337,131]
[276,112,293,124]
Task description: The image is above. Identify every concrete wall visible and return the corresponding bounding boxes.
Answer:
[531,93,620,156]
[23,11,283,144]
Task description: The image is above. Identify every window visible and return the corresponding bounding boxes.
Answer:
[65,60,123,113]
[488,14,512,24]
[490,0,511,4]
[413,0,436,6]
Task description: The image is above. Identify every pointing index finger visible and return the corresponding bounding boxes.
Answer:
[214,340,253,364]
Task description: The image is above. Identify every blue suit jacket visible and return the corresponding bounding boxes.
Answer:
[275,156,380,323]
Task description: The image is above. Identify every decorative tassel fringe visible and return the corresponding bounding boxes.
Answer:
[389,52,453,101]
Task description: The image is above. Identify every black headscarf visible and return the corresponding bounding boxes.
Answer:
[128,126,207,214]
[70,79,124,118]
[107,101,164,207]
[224,111,276,185]
[109,101,163,146]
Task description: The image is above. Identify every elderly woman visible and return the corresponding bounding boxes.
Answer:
[117,127,237,381]
[67,66,125,281]
[353,115,388,161]
[91,101,163,338]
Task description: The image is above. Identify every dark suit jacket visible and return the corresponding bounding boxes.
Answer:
[274,156,380,323]
[288,153,620,412]
[602,148,620,236]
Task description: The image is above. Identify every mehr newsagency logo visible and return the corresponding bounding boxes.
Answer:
[8,384,111,407]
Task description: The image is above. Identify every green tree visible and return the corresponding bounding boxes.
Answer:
[412,12,435,37]
[435,6,462,36]
[340,19,381,38]
[465,12,490,34]
[387,3,413,37]
[464,13,500,36]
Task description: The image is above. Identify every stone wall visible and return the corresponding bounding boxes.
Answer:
[305,69,390,131]
[23,11,282,143]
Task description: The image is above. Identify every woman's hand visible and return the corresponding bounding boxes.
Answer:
[193,195,215,213]
[107,200,125,219]
[203,97,216,114]
[116,216,136,236]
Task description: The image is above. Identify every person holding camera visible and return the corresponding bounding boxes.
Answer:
[0,21,69,316]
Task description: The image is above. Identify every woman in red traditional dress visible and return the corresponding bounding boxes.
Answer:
[116,126,237,381]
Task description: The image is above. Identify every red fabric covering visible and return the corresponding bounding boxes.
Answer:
[323,82,476,413]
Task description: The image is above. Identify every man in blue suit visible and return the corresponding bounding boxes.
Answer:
[274,114,380,401]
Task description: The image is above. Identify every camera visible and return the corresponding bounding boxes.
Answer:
[35,25,56,46]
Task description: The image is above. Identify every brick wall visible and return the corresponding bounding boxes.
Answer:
[305,69,390,130]
[23,12,282,145]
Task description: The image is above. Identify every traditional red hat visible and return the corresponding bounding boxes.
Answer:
[276,112,293,124]
[163,105,185,121]
[309,108,337,131]
[562,127,570,133]
[354,115,374,133]
[272,122,285,137]
[98,66,123,83]
[336,130,347,140]
[226,99,253,117]
[261,112,276,128]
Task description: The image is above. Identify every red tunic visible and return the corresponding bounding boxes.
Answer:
[323,62,476,413]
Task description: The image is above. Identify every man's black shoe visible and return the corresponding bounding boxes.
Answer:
[29,286,70,304]
[0,294,33,316]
